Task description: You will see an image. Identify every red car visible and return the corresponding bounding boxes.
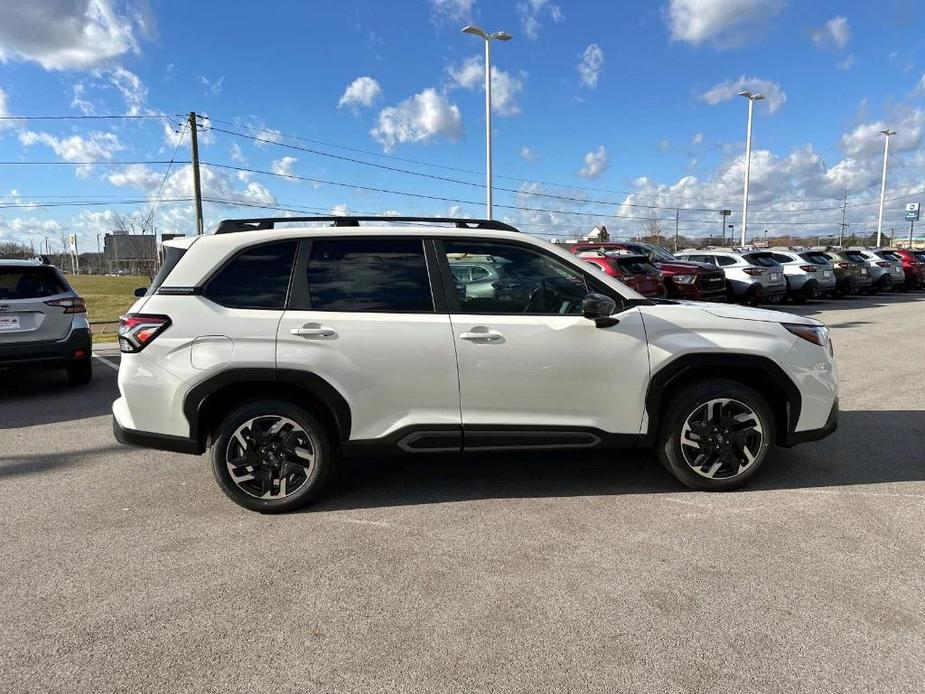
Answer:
[570,241,727,301]
[577,250,665,297]
[891,248,925,289]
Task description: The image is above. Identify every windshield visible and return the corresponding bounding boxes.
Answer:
[743,253,781,268]
[638,243,676,262]
[799,252,832,265]
[0,266,67,299]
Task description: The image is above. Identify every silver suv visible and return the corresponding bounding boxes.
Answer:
[677,249,787,306]
[0,259,92,384]
[767,248,837,303]
[847,248,905,292]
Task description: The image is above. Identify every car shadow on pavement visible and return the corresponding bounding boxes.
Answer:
[315,410,925,511]
[0,361,117,429]
[0,444,124,479]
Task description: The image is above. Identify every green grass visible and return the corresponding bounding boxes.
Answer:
[66,274,147,323]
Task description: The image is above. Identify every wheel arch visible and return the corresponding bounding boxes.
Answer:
[644,353,800,447]
[184,368,351,449]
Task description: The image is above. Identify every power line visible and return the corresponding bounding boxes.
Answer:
[0,160,191,166]
[145,121,189,228]
[0,198,191,210]
[0,114,181,120]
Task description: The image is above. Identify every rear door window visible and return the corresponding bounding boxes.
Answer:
[205,241,297,309]
[306,238,434,312]
[0,266,67,299]
[615,257,657,274]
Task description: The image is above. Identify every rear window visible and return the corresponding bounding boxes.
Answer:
[0,266,67,300]
[799,252,831,265]
[205,241,297,309]
[914,252,925,262]
[875,251,901,261]
[146,246,187,296]
[843,251,868,263]
[612,257,657,274]
[743,253,780,268]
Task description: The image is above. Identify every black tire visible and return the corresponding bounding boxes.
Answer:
[211,399,335,513]
[66,358,92,385]
[744,286,762,307]
[656,379,775,491]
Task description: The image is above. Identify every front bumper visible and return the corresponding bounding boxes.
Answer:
[782,398,838,446]
[0,326,91,367]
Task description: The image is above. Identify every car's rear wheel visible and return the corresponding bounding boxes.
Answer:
[657,379,775,491]
[211,400,334,513]
[66,358,92,385]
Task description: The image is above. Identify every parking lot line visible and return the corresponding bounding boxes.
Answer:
[93,355,120,372]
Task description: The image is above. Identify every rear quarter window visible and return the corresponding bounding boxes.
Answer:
[743,253,780,267]
[204,241,297,309]
[0,267,68,299]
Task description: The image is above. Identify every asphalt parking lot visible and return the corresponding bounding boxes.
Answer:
[2,294,923,694]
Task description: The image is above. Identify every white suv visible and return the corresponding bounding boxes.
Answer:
[112,217,839,512]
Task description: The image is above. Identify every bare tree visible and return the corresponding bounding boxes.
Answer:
[640,211,663,244]
[109,210,155,235]
[0,241,32,259]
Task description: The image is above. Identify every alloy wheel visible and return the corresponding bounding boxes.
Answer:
[679,398,764,480]
[225,415,317,499]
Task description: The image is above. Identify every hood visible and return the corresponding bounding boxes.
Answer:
[655,259,719,272]
[698,302,819,325]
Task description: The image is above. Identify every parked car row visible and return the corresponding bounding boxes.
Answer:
[567,242,925,306]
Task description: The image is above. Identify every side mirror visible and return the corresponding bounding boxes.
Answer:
[134,287,148,297]
[581,293,619,328]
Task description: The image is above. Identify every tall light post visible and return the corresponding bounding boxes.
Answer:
[876,129,896,247]
[738,91,765,247]
[462,24,513,220]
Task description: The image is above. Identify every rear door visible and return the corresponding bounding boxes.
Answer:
[0,265,73,345]
[277,237,461,443]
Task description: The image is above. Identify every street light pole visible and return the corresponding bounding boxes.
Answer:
[462,25,513,220]
[876,129,896,247]
[738,91,765,247]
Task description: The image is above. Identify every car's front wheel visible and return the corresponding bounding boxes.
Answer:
[211,400,334,513]
[657,379,775,491]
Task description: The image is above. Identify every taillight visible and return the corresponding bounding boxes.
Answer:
[743,268,765,276]
[799,265,818,272]
[45,297,86,314]
[837,262,851,269]
[875,261,891,268]
[119,314,171,353]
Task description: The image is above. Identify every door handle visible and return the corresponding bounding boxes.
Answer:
[290,325,337,338]
[459,329,504,342]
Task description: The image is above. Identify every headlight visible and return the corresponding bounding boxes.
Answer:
[783,323,829,347]
[673,274,696,284]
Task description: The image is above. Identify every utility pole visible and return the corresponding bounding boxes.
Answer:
[674,209,680,252]
[839,189,849,246]
[189,112,204,235]
[720,209,730,245]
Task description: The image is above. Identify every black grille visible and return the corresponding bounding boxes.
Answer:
[697,273,726,289]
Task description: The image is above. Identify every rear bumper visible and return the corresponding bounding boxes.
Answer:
[0,326,91,367]
[113,416,204,455]
[781,398,838,447]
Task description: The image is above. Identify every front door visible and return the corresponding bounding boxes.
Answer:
[440,239,651,444]
[277,237,460,443]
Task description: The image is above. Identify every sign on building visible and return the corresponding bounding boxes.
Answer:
[906,203,920,222]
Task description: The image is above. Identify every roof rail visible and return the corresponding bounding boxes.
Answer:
[213,215,519,235]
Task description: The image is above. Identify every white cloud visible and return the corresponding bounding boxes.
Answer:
[692,132,704,145]
[665,0,785,47]
[519,0,564,41]
[229,142,246,163]
[837,54,856,71]
[578,145,608,178]
[105,66,147,115]
[370,88,463,151]
[699,75,787,114]
[338,76,382,110]
[0,87,14,129]
[811,16,851,50]
[448,56,524,116]
[330,203,350,216]
[520,146,538,162]
[659,139,671,150]
[428,0,474,22]
[0,0,144,71]
[18,129,123,177]
[162,113,213,150]
[0,217,63,243]
[106,163,162,189]
[839,111,924,158]
[577,44,605,89]
[271,156,298,181]
[198,75,224,96]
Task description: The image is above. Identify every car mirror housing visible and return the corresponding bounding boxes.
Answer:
[581,293,619,328]
[134,287,148,297]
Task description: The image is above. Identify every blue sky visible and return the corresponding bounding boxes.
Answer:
[1,0,924,252]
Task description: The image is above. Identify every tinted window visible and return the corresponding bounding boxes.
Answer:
[800,252,831,265]
[614,257,657,274]
[0,267,67,300]
[770,253,793,264]
[307,238,433,312]
[844,251,867,263]
[206,241,296,309]
[146,245,187,296]
[744,253,780,267]
[446,241,588,314]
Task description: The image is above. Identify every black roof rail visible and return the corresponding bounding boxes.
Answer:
[213,215,519,234]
